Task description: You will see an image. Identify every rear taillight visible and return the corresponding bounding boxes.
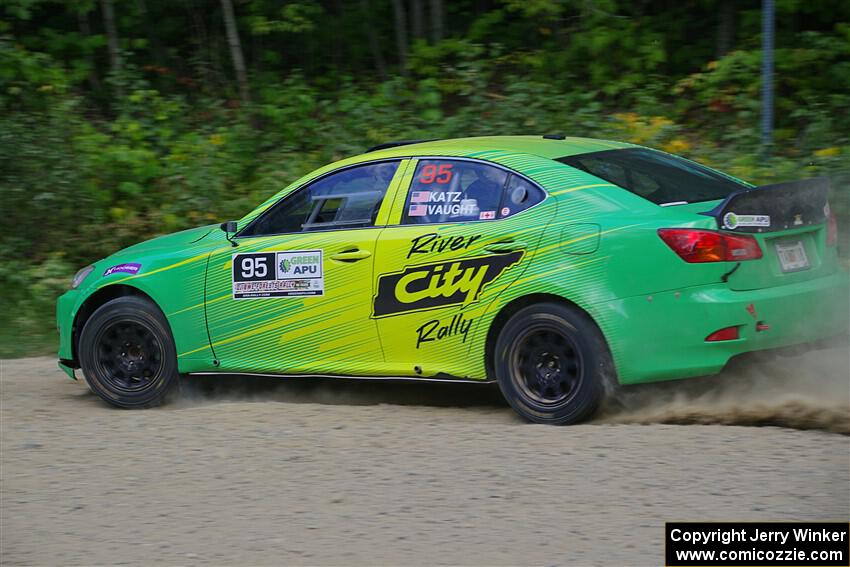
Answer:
[826,202,838,246]
[705,326,740,342]
[658,229,763,263]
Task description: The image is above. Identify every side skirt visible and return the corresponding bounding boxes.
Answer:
[186,371,495,384]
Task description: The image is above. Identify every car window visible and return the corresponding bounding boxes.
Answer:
[241,161,400,236]
[499,175,545,218]
[402,160,508,224]
[557,148,749,205]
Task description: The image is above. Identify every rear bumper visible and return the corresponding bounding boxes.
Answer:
[597,270,850,384]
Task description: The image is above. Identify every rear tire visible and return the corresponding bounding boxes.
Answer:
[493,302,613,425]
[78,296,180,408]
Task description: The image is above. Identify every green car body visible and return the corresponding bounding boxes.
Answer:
[56,136,849,403]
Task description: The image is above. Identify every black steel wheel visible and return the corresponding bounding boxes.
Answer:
[493,302,614,425]
[78,296,180,408]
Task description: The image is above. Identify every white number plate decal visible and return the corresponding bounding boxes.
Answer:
[775,240,809,273]
[232,250,324,299]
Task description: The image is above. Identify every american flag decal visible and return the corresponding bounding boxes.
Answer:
[410,191,431,203]
[408,204,427,216]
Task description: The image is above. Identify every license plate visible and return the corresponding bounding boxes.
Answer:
[775,240,810,272]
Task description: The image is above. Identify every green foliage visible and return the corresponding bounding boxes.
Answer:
[1,0,849,356]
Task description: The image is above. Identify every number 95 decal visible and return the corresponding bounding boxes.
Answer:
[418,163,453,184]
[232,250,324,299]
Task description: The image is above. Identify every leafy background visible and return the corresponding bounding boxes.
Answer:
[1,0,848,357]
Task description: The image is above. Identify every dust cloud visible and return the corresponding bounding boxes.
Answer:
[600,337,850,434]
[176,339,849,434]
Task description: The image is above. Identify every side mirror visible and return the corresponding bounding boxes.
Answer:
[220,221,238,233]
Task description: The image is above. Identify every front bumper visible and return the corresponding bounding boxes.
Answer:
[598,270,850,384]
[56,289,80,368]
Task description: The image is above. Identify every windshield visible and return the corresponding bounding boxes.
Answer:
[557,148,750,205]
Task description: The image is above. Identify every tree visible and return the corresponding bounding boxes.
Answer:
[100,0,120,75]
[411,0,425,40]
[391,0,408,75]
[361,0,388,79]
[715,0,735,58]
[220,0,251,106]
[429,0,444,42]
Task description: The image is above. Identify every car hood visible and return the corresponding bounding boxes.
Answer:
[109,224,218,259]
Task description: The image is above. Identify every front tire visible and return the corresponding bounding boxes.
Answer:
[78,296,180,408]
[493,302,613,425]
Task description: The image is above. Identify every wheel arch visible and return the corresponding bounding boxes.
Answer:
[483,293,615,382]
[70,284,161,365]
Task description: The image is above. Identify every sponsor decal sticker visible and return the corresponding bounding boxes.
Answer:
[103,263,142,276]
[723,212,770,229]
[232,250,323,299]
[372,251,524,318]
[501,207,510,216]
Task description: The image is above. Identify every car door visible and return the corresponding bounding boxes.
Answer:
[205,159,408,375]
[371,158,555,376]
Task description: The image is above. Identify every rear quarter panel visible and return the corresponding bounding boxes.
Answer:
[462,162,737,382]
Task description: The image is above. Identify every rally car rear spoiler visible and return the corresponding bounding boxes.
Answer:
[701,177,830,233]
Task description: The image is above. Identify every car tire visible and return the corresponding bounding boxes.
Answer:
[493,302,614,425]
[78,296,180,408]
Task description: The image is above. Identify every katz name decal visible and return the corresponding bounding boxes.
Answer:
[372,251,524,318]
[232,250,323,299]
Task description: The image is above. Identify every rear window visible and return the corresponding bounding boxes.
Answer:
[557,148,749,205]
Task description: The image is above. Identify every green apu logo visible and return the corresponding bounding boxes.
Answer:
[276,252,322,278]
[723,212,770,229]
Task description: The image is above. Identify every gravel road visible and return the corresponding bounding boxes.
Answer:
[2,347,848,566]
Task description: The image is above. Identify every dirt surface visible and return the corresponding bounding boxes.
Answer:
[2,346,849,566]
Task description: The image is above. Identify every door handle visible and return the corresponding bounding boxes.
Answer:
[330,249,372,262]
[484,240,528,253]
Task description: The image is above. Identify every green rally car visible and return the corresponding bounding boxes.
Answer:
[56,136,849,424]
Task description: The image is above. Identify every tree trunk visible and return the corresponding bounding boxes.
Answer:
[391,0,408,75]
[100,0,120,76]
[411,0,425,41]
[135,0,166,70]
[361,0,388,79]
[183,0,213,92]
[75,6,101,92]
[429,0,444,42]
[715,0,735,58]
[219,0,251,106]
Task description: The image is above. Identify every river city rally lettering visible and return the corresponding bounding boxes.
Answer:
[373,251,524,317]
[416,313,472,349]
